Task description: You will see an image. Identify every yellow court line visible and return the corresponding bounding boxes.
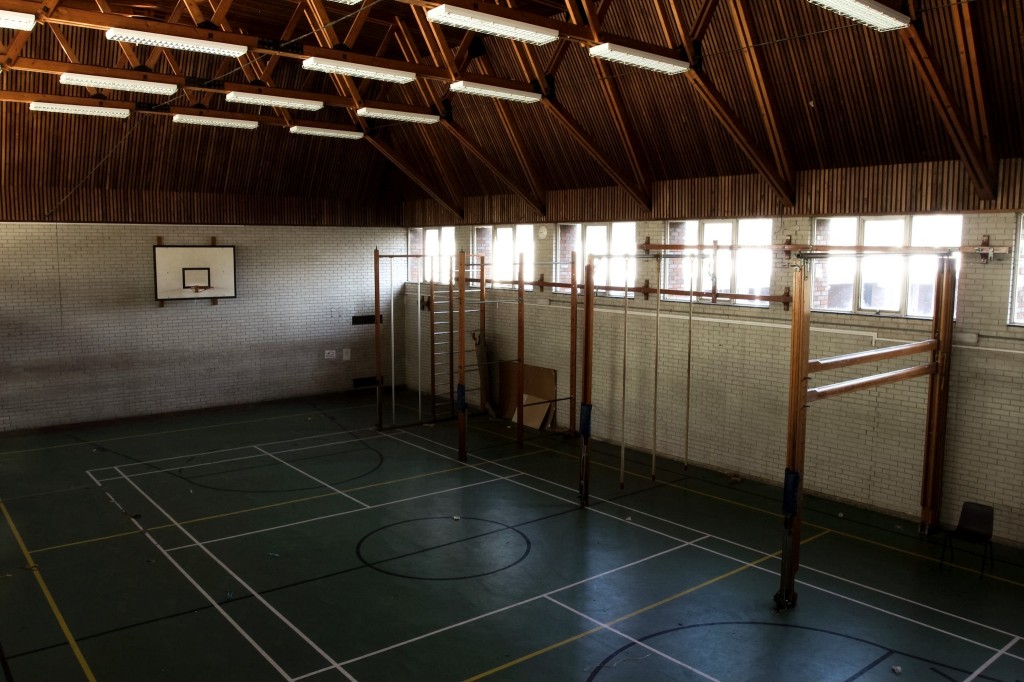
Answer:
[0,500,97,682]
[463,530,831,681]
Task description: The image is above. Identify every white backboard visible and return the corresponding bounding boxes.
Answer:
[154,245,236,301]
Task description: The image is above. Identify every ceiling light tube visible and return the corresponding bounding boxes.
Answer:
[30,101,130,118]
[60,72,178,96]
[0,9,36,31]
[302,57,416,84]
[172,113,258,129]
[356,106,439,125]
[449,80,541,104]
[588,43,689,75]
[105,28,248,58]
[226,91,323,111]
[806,0,910,31]
[289,125,365,140]
[326,0,362,4]
[426,5,559,46]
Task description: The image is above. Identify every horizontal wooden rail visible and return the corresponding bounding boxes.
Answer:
[640,242,1009,256]
[807,339,938,374]
[466,277,791,304]
[806,363,936,403]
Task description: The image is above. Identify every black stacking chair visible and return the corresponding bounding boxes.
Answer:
[941,502,995,577]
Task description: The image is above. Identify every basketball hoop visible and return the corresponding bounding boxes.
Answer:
[189,285,211,294]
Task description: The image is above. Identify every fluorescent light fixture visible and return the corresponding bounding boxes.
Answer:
[30,101,130,118]
[0,9,36,31]
[105,28,248,57]
[289,125,365,140]
[449,80,541,104]
[807,0,910,31]
[588,43,689,75]
[426,5,558,46]
[356,106,439,125]
[172,113,257,129]
[302,57,416,84]
[225,91,323,111]
[326,0,362,4]
[60,72,178,96]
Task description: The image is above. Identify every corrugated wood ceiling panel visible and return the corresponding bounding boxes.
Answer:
[976,0,1024,156]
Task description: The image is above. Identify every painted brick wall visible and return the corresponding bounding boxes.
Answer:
[0,223,405,431]
[403,216,1024,545]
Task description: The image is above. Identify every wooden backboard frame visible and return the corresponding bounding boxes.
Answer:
[154,245,236,301]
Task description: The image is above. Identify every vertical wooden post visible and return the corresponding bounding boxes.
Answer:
[569,250,578,436]
[374,248,383,431]
[479,256,487,350]
[457,250,468,462]
[579,256,596,506]
[775,261,811,611]
[517,258,525,447]
[920,256,956,533]
[652,255,661,480]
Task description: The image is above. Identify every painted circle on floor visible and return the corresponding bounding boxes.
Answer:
[355,516,531,580]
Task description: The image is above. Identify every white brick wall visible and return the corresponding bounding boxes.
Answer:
[404,218,1024,544]
[0,222,406,430]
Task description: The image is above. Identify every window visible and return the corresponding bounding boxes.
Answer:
[557,222,637,295]
[490,225,535,287]
[1012,216,1024,324]
[663,219,773,306]
[409,226,456,283]
[811,215,962,318]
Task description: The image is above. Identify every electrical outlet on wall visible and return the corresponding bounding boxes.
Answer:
[325,350,336,359]
[342,349,351,361]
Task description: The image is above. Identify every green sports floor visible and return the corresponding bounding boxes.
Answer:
[1,392,1022,682]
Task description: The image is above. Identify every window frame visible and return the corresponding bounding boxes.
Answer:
[811,214,963,319]
[662,218,773,307]
[409,226,456,283]
[555,222,638,297]
[1011,214,1024,325]
[484,224,536,290]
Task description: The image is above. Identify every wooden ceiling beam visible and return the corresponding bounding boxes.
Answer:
[951,0,995,184]
[541,97,651,210]
[443,122,546,215]
[691,0,720,43]
[46,24,96,95]
[93,0,141,68]
[365,135,464,219]
[144,1,185,71]
[898,24,996,200]
[686,70,794,206]
[477,54,547,213]
[412,5,457,80]
[343,5,373,50]
[1,0,56,68]
[304,0,342,48]
[661,0,695,64]
[209,0,234,26]
[727,0,792,186]
[592,58,649,203]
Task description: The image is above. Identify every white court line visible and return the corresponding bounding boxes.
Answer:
[114,467,359,682]
[165,475,520,552]
[93,434,390,483]
[86,427,380,477]
[393,429,1024,660]
[2,404,377,458]
[103,492,294,682]
[256,446,371,509]
[322,541,695,674]
[963,636,1020,681]
[545,596,721,682]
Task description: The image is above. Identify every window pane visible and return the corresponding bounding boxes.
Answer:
[438,226,456,284]
[494,227,514,284]
[515,224,535,285]
[908,215,962,317]
[608,222,637,294]
[811,218,857,311]
[860,219,904,312]
[585,225,608,286]
[425,228,440,283]
[736,219,772,306]
[703,222,733,296]
[556,224,580,293]
[665,221,698,301]
[1015,219,1024,323]
[408,228,423,282]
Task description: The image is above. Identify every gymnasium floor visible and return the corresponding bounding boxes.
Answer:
[0,393,1021,682]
